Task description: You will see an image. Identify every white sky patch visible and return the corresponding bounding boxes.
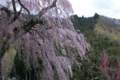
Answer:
[0,0,120,19]
[69,0,120,19]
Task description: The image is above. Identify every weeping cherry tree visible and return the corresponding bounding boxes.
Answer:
[0,0,89,80]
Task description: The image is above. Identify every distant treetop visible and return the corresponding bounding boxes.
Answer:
[94,13,99,19]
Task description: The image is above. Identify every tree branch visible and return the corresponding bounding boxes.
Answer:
[0,0,58,61]
[12,0,18,17]
[18,0,30,18]
[0,5,24,24]
[11,0,26,24]
[30,0,57,29]
[37,0,57,18]
[0,7,12,17]
[0,0,58,54]
[10,7,23,23]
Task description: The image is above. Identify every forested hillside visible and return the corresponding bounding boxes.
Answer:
[94,15,120,44]
[71,13,120,80]
[72,13,120,55]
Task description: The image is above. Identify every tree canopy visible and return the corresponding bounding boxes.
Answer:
[0,0,90,80]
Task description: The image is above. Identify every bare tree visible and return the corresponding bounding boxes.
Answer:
[0,0,89,80]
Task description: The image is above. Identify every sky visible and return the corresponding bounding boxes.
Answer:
[0,0,120,19]
[69,0,120,19]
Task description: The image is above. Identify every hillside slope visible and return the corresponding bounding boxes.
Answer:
[94,15,120,44]
[72,13,120,54]
[71,13,120,80]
